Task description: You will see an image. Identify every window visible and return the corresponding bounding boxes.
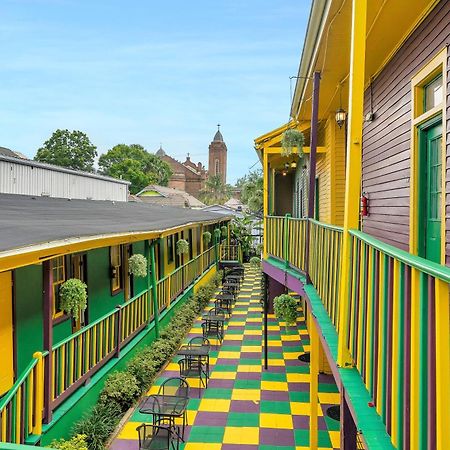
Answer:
[215,159,220,176]
[110,245,122,294]
[196,228,201,255]
[52,256,66,318]
[424,74,443,113]
[167,235,174,264]
[188,229,193,260]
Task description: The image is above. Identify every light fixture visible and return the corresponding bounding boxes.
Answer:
[290,160,297,169]
[335,108,347,128]
[282,170,287,176]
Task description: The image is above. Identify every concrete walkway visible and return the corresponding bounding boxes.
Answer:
[110,266,340,450]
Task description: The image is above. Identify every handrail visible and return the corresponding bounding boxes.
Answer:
[350,229,450,283]
[0,360,37,409]
[309,218,343,232]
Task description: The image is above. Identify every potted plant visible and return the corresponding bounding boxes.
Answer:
[250,256,261,269]
[221,225,228,238]
[202,231,212,245]
[128,254,147,278]
[213,228,221,240]
[59,278,88,319]
[281,129,304,157]
[273,294,298,330]
[176,239,189,255]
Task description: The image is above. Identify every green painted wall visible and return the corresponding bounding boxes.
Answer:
[87,248,124,322]
[14,265,43,375]
[53,319,72,345]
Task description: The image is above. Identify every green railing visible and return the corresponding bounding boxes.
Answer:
[265,214,450,449]
[0,352,45,444]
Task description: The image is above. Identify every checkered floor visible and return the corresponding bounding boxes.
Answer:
[110,266,340,450]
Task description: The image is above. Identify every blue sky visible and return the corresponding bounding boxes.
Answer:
[0,0,309,183]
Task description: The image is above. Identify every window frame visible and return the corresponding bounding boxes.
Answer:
[52,256,66,319]
[110,245,123,295]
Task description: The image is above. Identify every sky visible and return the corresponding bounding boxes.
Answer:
[0,0,310,184]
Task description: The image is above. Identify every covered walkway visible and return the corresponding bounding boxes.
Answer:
[110,267,340,450]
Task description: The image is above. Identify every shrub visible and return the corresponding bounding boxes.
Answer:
[127,354,159,392]
[128,254,147,278]
[273,294,298,328]
[59,278,88,318]
[99,371,140,412]
[73,403,121,450]
[176,239,189,255]
[50,434,88,450]
[250,256,261,269]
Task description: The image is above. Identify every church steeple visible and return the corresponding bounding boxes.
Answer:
[208,124,227,184]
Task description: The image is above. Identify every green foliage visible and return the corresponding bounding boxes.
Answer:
[50,434,88,450]
[221,225,228,238]
[98,144,172,194]
[236,169,263,213]
[128,254,147,278]
[281,129,304,157]
[202,231,212,245]
[35,129,97,172]
[176,239,189,255]
[99,372,140,412]
[73,403,121,450]
[199,175,232,205]
[250,256,261,269]
[213,228,221,240]
[59,278,88,318]
[230,215,255,257]
[273,294,298,328]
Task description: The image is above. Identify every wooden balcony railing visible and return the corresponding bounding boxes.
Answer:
[0,244,220,445]
[265,215,450,448]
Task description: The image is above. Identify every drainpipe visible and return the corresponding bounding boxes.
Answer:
[148,240,160,338]
[304,71,321,283]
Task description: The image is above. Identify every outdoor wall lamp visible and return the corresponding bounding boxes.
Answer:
[335,108,347,128]
[290,160,297,169]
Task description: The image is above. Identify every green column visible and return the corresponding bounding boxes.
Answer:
[283,214,291,268]
[148,240,160,338]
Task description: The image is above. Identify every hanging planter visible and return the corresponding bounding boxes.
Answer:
[59,278,88,318]
[176,239,189,255]
[281,129,304,157]
[128,254,147,278]
[213,228,221,240]
[202,231,212,245]
[273,294,298,330]
[221,226,228,238]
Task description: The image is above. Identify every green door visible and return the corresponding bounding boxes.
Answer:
[419,121,442,263]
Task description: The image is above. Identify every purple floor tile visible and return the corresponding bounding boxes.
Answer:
[285,359,302,367]
[222,445,259,450]
[229,400,260,413]
[283,340,302,347]
[260,390,290,402]
[259,428,295,446]
[292,415,309,429]
[319,416,329,431]
[207,378,235,388]
[319,373,336,384]
[110,439,138,450]
[236,371,261,380]
[240,352,261,359]
[287,382,309,392]
[215,358,241,365]
[194,411,228,426]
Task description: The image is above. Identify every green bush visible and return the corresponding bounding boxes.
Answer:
[73,403,121,450]
[127,354,159,393]
[99,371,140,412]
[250,256,261,269]
[50,434,88,450]
[273,294,298,328]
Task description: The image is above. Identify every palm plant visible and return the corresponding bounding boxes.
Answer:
[200,175,232,205]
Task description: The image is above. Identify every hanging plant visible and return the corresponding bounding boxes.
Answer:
[221,226,228,238]
[128,254,147,278]
[202,231,212,245]
[213,228,221,240]
[176,239,189,255]
[281,129,304,157]
[273,294,298,329]
[250,256,261,269]
[59,278,88,318]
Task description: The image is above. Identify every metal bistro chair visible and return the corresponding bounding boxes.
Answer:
[202,307,225,345]
[188,336,211,377]
[137,423,179,450]
[157,377,190,440]
[215,297,232,317]
[178,356,208,397]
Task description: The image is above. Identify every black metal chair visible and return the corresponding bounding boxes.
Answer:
[178,356,208,397]
[136,423,179,450]
[215,298,232,317]
[202,318,224,345]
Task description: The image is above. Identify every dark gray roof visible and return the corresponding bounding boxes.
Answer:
[0,194,228,253]
[213,130,224,142]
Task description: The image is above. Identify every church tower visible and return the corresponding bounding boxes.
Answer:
[208,124,227,184]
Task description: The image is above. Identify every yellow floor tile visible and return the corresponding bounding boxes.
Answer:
[261,381,289,391]
[283,352,301,360]
[217,351,241,358]
[290,402,323,416]
[260,413,293,429]
[266,358,286,366]
[210,371,237,380]
[198,398,231,412]
[184,444,222,450]
[281,334,301,341]
[231,388,261,401]
[237,364,262,373]
[117,421,142,439]
[329,430,340,448]
[318,392,340,404]
[267,340,282,347]
[241,345,262,352]
[244,330,262,336]
[223,427,260,445]
[286,373,310,382]
[268,325,280,331]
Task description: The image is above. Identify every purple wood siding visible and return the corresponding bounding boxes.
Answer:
[361,0,450,261]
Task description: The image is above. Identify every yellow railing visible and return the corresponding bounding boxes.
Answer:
[0,352,45,444]
[220,244,243,262]
[120,291,149,343]
[287,217,308,272]
[266,216,284,260]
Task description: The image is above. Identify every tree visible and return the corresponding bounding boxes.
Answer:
[98,144,172,194]
[199,175,232,205]
[35,129,97,172]
[236,169,263,213]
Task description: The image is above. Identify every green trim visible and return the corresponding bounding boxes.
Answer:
[309,218,343,233]
[418,271,428,449]
[149,241,160,338]
[380,254,389,423]
[349,230,450,282]
[397,262,405,449]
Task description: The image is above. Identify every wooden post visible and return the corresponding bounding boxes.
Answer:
[149,241,160,338]
[145,240,152,327]
[42,260,53,424]
[32,352,44,435]
[304,71,321,284]
[337,0,368,367]
[309,312,319,450]
[263,151,269,259]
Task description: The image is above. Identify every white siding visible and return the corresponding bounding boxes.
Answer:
[0,160,129,201]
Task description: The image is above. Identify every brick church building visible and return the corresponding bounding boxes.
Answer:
[156,125,228,197]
